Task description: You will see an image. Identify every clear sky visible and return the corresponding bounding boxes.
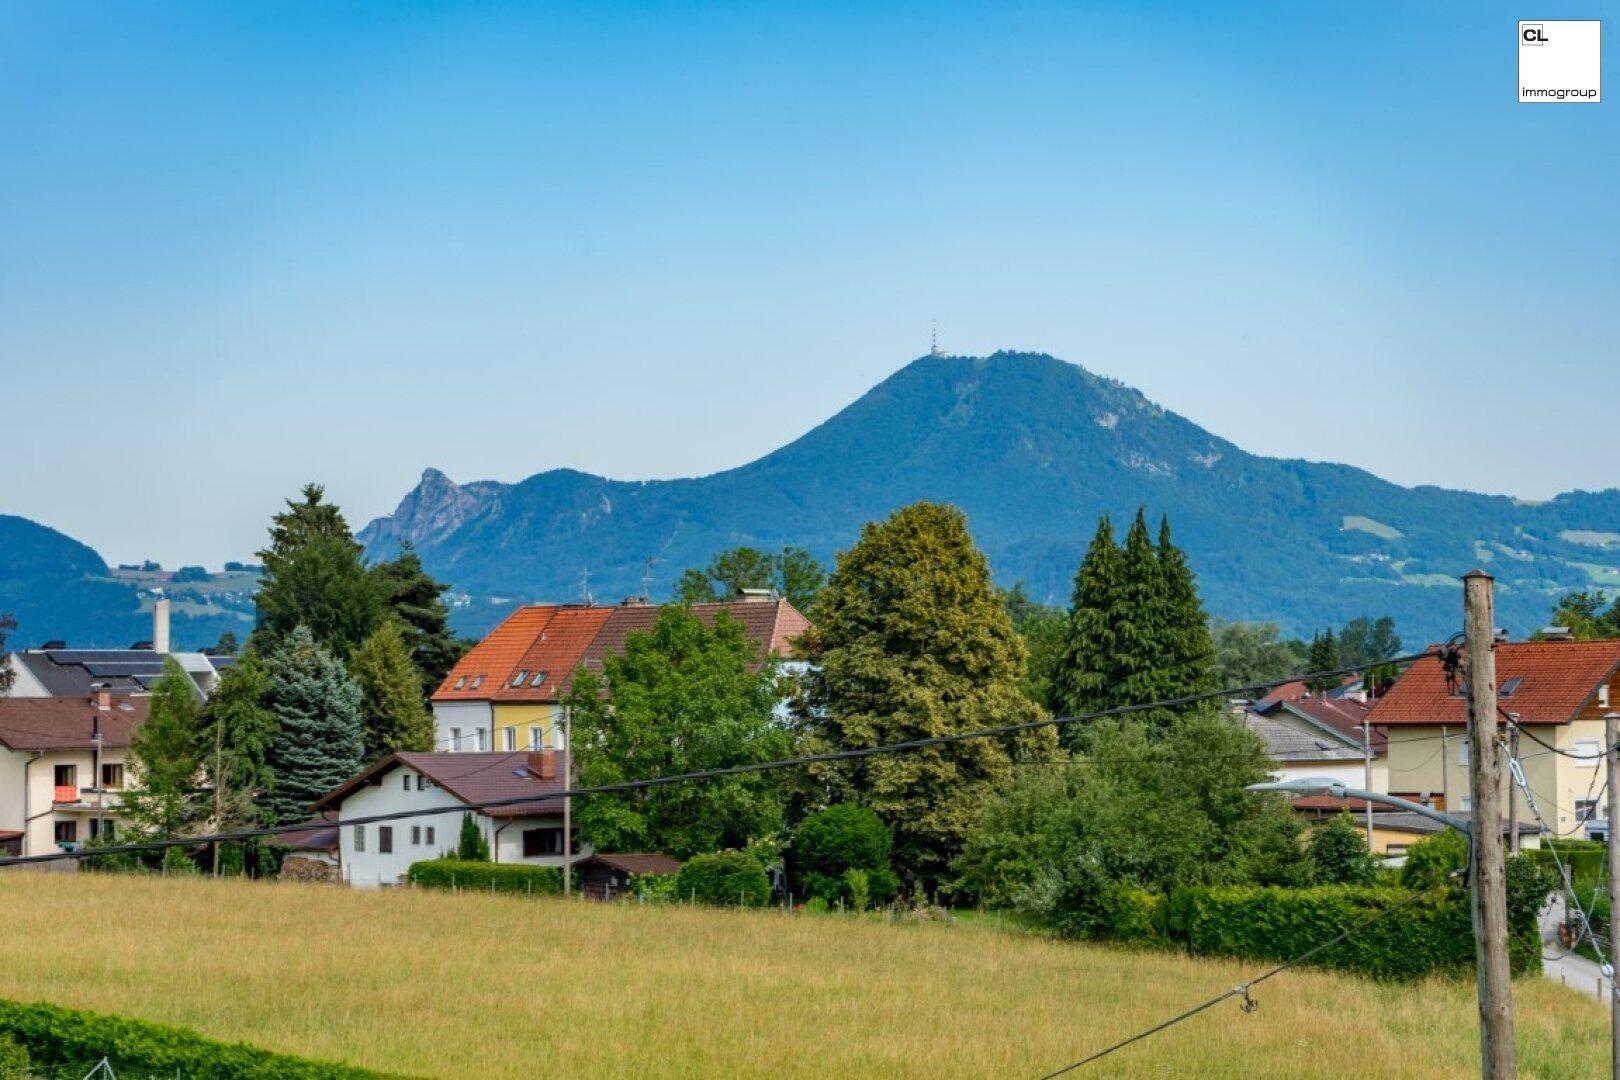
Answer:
[2,2,1615,568]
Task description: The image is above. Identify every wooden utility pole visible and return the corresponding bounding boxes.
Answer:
[1442,724,1451,810]
[1605,710,1620,1080]
[1507,724,1520,855]
[1363,719,1375,847]
[562,709,572,899]
[1464,569,1517,1079]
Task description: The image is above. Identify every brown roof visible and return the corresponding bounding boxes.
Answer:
[312,750,569,818]
[279,814,340,852]
[0,696,147,751]
[434,598,812,704]
[1289,698,1385,751]
[1368,640,1620,726]
[579,852,683,876]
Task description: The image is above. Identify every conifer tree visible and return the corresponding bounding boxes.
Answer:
[196,651,277,874]
[796,502,1057,888]
[457,812,490,861]
[252,484,379,657]
[261,625,365,825]
[1112,509,1170,706]
[350,618,436,759]
[1306,629,1342,693]
[1050,516,1122,720]
[1157,515,1217,697]
[124,658,204,839]
[368,546,464,697]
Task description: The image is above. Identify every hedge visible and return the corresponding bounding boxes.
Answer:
[676,851,771,907]
[1527,841,1606,887]
[406,859,565,895]
[1163,885,1541,980]
[0,999,387,1078]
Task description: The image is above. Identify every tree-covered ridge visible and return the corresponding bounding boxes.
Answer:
[359,352,1620,643]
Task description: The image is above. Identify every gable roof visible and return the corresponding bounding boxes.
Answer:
[10,649,220,698]
[0,696,147,751]
[433,598,812,704]
[578,852,683,876]
[1368,640,1620,726]
[1243,711,1364,762]
[312,751,569,818]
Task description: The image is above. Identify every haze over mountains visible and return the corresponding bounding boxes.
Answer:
[358,352,1620,643]
[6,352,1619,649]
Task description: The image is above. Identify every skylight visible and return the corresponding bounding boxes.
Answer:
[532,671,547,686]
[470,675,485,690]
[1500,676,1524,697]
[453,676,466,690]
[512,670,529,687]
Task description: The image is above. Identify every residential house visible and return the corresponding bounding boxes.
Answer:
[0,693,145,857]
[1245,696,1387,791]
[431,594,811,753]
[311,750,590,889]
[3,600,231,700]
[1368,639,1620,836]
[1354,812,1541,858]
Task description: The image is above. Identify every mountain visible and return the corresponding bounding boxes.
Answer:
[0,515,252,651]
[360,351,1620,644]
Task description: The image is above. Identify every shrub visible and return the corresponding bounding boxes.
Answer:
[1527,841,1606,886]
[1164,883,1542,981]
[676,852,770,907]
[844,869,870,912]
[0,998,385,1078]
[1100,886,1165,946]
[791,804,900,906]
[1398,830,1467,891]
[0,1033,29,1079]
[1307,813,1377,885]
[456,814,490,862]
[629,872,679,903]
[406,859,563,896]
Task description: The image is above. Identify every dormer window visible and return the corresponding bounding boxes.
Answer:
[512,670,530,687]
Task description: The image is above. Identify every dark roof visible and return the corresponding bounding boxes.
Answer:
[1369,640,1620,726]
[313,751,569,818]
[279,814,340,852]
[0,696,147,750]
[1243,712,1363,762]
[13,648,227,697]
[577,852,683,876]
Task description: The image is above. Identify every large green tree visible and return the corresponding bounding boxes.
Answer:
[349,618,436,760]
[253,485,379,657]
[261,626,365,825]
[1212,620,1308,690]
[564,606,789,859]
[1305,628,1341,692]
[123,658,204,839]
[196,650,277,874]
[1049,516,1123,720]
[675,545,826,612]
[1546,590,1620,640]
[368,546,465,696]
[1001,583,1067,709]
[796,501,1057,888]
[1337,616,1401,668]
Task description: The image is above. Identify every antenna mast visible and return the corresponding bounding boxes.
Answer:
[930,322,942,358]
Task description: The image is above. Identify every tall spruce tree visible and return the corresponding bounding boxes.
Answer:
[1305,629,1342,693]
[1050,516,1123,721]
[261,625,365,825]
[368,546,464,697]
[796,501,1057,888]
[253,484,380,657]
[123,658,204,839]
[350,618,436,760]
[1156,516,1217,696]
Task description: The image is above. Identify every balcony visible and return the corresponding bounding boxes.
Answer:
[52,785,78,805]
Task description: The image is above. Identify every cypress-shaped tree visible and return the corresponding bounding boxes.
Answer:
[457,812,490,861]
[1306,629,1342,693]
[1112,509,1170,708]
[123,657,204,839]
[350,618,437,760]
[1156,515,1217,697]
[797,501,1057,888]
[261,625,365,825]
[1050,516,1123,721]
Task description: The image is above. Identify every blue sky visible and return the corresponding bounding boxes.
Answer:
[1,2,1615,567]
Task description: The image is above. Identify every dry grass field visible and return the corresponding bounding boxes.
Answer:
[0,873,1607,1078]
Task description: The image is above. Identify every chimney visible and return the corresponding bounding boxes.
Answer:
[736,587,775,603]
[528,750,557,781]
[153,595,171,654]
[95,690,111,712]
[1541,626,1573,642]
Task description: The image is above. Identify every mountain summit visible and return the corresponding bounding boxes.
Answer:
[361,352,1620,640]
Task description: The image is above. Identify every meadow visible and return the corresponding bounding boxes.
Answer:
[0,873,1607,1078]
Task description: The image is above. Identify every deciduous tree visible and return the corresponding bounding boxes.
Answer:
[123,658,204,839]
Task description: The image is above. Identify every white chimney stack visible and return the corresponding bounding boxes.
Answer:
[153,595,171,654]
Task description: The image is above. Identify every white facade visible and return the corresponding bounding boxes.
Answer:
[0,744,129,856]
[1269,759,1390,791]
[430,700,493,753]
[331,762,591,889]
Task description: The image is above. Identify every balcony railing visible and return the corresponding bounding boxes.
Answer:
[52,785,78,805]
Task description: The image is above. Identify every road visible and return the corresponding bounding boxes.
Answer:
[1541,893,1612,1002]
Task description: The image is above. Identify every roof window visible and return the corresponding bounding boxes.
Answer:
[1500,676,1524,697]
[470,675,485,690]
[454,676,467,690]
[532,671,548,686]
[512,670,529,687]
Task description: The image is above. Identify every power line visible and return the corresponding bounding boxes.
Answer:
[0,651,1431,869]
[1038,879,1451,1076]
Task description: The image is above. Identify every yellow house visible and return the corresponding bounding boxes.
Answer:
[1369,639,1620,837]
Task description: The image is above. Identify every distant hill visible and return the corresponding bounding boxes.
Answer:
[0,515,252,650]
[360,352,1620,643]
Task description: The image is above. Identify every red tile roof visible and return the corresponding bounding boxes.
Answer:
[1368,640,1620,726]
[0,696,147,750]
[313,750,570,818]
[434,598,812,704]
[1289,698,1385,751]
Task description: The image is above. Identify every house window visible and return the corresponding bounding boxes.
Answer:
[379,826,393,854]
[503,727,517,752]
[101,763,125,789]
[523,828,564,857]
[403,774,412,791]
[1574,739,1602,761]
[355,826,366,852]
[1576,798,1600,823]
[426,826,436,846]
[411,825,421,845]
[417,775,426,791]
[53,764,76,787]
[1387,845,1408,857]
[529,726,543,750]
[1499,677,1523,697]
[54,820,77,845]
[1602,685,1612,709]
[553,724,566,751]
[532,671,547,687]
[90,819,114,841]
[476,728,488,751]
[512,670,529,687]
[454,676,467,690]
[451,728,463,751]
[470,675,485,690]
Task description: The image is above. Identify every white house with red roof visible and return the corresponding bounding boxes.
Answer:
[1368,639,1620,836]
[0,692,146,857]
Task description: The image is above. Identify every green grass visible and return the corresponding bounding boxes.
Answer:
[0,873,1608,1078]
